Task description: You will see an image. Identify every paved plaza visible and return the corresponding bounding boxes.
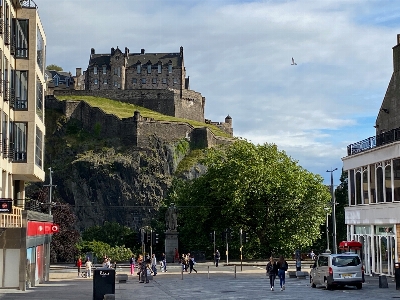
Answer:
[1,263,400,299]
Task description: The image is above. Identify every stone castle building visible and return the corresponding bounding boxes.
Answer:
[66,46,233,135]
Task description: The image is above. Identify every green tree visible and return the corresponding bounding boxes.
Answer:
[82,221,133,247]
[46,64,63,71]
[171,140,331,258]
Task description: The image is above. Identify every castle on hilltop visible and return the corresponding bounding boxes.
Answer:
[56,46,233,136]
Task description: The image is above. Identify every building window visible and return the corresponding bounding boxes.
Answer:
[103,79,107,85]
[173,78,177,84]
[168,64,172,73]
[158,64,162,74]
[35,126,42,168]
[152,78,157,84]
[15,70,28,110]
[114,81,117,87]
[94,79,98,85]
[147,65,151,74]
[36,77,43,121]
[54,76,59,86]
[94,66,98,74]
[12,122,27,162]
[132,78,137,84]
[36,26,44,73]
[141,78,146,84]
[13,19,29,58]
[103,66,107,74]
[137,65,141,74]
[162,78,167,84]
[117,67,121,77]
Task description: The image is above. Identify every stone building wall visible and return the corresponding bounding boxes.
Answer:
[54,89,205,122]
[45,96,233,149]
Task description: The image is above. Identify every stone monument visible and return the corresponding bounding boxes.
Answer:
[165,205,178,263]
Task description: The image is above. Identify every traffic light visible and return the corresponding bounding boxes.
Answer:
[146,232,151,243]
[152,232,159,245]
[245,232,250,243]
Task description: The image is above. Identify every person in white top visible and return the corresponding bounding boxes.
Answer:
[151,254,157,276]
[85,258,93,278]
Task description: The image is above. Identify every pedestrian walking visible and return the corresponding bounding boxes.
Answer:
[151,254,157,276]
[76,256,82,277]
[215,250,220,267]
[277,255,288,291]
[189,255,197,274]
[129,254,136,275]
[85,258,92,278]
[161,253,167,272]
[266,256,278,291]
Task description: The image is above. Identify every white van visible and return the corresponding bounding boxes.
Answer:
[310,252,364,290]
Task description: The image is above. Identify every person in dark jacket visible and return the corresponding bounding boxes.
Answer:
[215,250,220,267]
[189,255,197,274]
[266,257,278,291]
[276,255,288,291]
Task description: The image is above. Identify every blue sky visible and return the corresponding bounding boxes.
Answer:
[37,0,400,186]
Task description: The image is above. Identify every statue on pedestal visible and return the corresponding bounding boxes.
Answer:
[165,205,177,231]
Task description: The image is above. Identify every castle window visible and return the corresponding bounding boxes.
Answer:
[114,81,117,87]
[116,56,119,60]
[104,79,107,85]
[137,65,141,74]
[162,78,166,84]
[141,78,146,84]
[158,65,162,74]
[103,66,107,74]
[53,76,59,86]
[94,66,98,74]
[152,78,157,84]
[173,78,177,84]
[168,64,172,73]
[147,65,151,74]
[117,67,121,77]
[94,79,98,85]
[132,78,137,84]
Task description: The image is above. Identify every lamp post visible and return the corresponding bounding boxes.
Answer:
[324,208,330,252]
[326,168,338,254]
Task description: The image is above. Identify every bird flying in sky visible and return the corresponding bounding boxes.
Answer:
[291,57,297,65]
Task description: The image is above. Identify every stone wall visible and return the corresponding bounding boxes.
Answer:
[54,88,205,122]
[45,96,232,149]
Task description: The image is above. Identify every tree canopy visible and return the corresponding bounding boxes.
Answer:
[171,139,331,258]
[46,64,63,71]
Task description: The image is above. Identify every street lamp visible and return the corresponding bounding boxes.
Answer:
[326,168,338,254]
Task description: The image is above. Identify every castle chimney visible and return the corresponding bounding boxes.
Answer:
[111,47,115,55]
[397,34,400,45]
[76,68,82,77]
[180,46,183,57]
[91,48,95,55]
[141,49,145,55]
[125,47,129,56]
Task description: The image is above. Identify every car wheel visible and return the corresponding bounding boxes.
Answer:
[310,276,316,288]
[324,278,332,290]
[356,283,362,290]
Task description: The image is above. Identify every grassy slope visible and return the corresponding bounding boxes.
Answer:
[56,95,231,138]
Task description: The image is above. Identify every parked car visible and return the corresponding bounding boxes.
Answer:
[310,252,364,290]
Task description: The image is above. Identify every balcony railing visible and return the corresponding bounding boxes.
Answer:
[347,127,400,156]
[20,0,38,9]
[0,206,22,228]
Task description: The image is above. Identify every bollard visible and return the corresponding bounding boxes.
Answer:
[181,266,183,280]
[234,265,236,278]
[208,266,210,279]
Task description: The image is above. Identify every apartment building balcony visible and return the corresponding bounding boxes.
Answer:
[0,206,22,228]
[346,127,400,156]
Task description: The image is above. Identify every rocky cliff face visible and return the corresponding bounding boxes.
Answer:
[34,108,197,231]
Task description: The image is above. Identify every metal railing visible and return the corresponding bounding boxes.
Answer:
[347,127,400,156]
[0,206,22,228]
[20,0,38,9]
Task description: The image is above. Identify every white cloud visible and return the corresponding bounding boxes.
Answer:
[37,0,399,184]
